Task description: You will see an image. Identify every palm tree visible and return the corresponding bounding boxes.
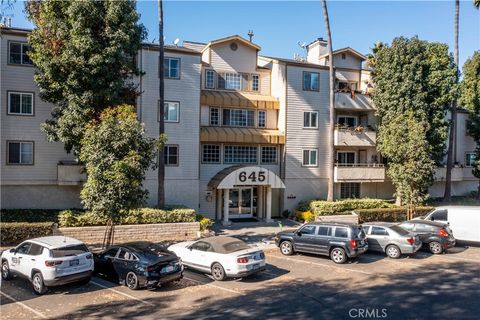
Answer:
[321,0,335,201]
[157,0,165,209]
[475,0,480,8]
[444,0,460,202]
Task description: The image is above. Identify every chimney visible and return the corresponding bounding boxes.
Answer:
[247,30,254,42]
[7,17,11,28]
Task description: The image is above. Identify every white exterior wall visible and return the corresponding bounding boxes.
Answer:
[332,53,363,70]
[208,41,258,72]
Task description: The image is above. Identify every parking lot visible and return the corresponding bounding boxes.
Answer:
[1,244,479,320]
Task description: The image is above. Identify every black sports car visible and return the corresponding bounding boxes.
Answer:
[94,242,183,290]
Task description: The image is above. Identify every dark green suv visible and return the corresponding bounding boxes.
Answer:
[274,222,368,264]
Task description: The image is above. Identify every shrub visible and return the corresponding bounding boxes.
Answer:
[298,198,393,216]
[0,209,64,223]
[196,214,214,231]
[0,222,54,246]
[355,207,434,223]
[295,211,316,222]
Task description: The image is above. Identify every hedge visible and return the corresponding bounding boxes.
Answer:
[297,198,394,216]
[196,214,214,231]
[1,222,54,246]
[295,211,316,222]
[355,207,434,223]
[0,209,64,223]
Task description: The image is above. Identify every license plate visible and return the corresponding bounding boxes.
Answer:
[70,259,79,266]
[162,265,174,273]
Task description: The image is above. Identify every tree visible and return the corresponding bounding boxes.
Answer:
[371,37,456,209]
[79,105,159,222]
[321,0,335,201]
[157,0,165,209]
[25,0,145,155]
[459,51,480,199]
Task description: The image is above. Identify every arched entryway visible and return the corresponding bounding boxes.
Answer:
[208,166,285,225]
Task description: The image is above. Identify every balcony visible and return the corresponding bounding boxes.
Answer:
[334,126,376,147]
[57,161,86,186]
[434,167,478,182]
[334,164,386,183]
[335,92,375,111]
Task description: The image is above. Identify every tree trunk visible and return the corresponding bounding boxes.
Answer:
[157,0,165,209]
[444,0,460,202]
[395,194,402,206]
[322,0,335,202]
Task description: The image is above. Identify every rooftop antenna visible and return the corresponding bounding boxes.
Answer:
[152,38,156,43]
[296,41,308,61]
[173,38,180,46]
[248,30,254,42]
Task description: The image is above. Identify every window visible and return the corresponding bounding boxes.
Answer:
[224,146,257,164]
[210,107,220,125]
[103,248,119,258]
[252,74,259,91]
[303,111,318,128]
[218,73,242,90]
[28,243,44,256]
[299,225,316,235]
[400,223,414,231]
[466,153,476,167]
[258,111,266,128]
[164,145,179,166]
[191,241,212,252]
[203,145,221,163]
[340,183,360,199]
[50,244,89,258]
[261,146,277,164]
[205,70,215,89]
[223,109,254,127]
[334,227,349,238]
[7,141,33,165]
[362,226,370,234]
[430,210,448,222]
[337,152,355,164]
[163,57,180,79]
[318,226,332,236]
[9,42,33,65]
[341,53,346,60]
[16,242,32,254]
[303,71,320,91]
[371,227,389,236]
[337,116,357,127]
[8,92,33,115]
[302,149,318,166]
[118,249,137,261]
[160,101,179,122]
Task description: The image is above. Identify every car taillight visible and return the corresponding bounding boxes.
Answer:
[406,237,415,245]
[86,254,92,259]
[350,240,357,249]
[45,260,62,267]
[237,257,249,263]
[438,229,449,237]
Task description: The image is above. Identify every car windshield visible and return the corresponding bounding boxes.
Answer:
[51,244,89,258]
[353,227,366,239]
[390,225,409,236]
[221,241,250,253]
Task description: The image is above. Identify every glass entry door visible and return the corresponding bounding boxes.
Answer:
[229,187,255,217]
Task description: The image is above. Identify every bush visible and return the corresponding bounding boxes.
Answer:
[0,209,64,223]
[196,214,214,231]
[355,207,434,223]
[0,222,54,246]
[298,198,393,216]
[295,211,316,222]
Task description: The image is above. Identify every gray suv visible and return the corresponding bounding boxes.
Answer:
[362,222,422,259]
[274,222,368,264]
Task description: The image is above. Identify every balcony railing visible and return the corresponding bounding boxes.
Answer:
[434,167,478,182]
[335,92,375,111]
[334,126,376,147]
[334,163,386,182]
[57,161,86,186]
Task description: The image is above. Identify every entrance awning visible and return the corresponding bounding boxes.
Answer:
[208,165,285,189]
[201,127,285,144]
[201,90,280,109]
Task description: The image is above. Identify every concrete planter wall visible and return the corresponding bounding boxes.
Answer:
[315,214,358,224]
[53,222,200,246]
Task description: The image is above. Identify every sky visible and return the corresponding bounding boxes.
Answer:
[5,0,480,68]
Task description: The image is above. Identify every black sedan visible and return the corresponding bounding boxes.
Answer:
[94,242,183,290]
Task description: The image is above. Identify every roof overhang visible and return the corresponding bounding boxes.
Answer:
[201,127,285,144]
[201,35,261,53]
[320,47,367,61]
[201,90,280,109]
[208,165,285,189]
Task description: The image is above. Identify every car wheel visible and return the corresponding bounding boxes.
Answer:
[330,247,347,264]
[280,241,294,256]
[211,263,226,281]
[1,260,12,280]
[429,241,443,254]
[125,272,140,290]
[32,272,47,295]
[386,245,401,259]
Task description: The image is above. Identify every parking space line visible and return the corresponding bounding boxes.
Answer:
[90,280,155,306]
[0,291,47,319]
[183,276,245,296]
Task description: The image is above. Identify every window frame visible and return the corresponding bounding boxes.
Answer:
[340,182,360,199]
[465,152,476,167]
[202,144,221,164]
[337,115,358,127]
[334,227,349,238]
[164,145,179,166]
[205,69,216,89]
[224,145,258,164]
[209,107,220,126]
[8,41,33,66]
[7,91,35,116]
[261,146,278,164]
[302,148,318,167]
[6,141,34,165]
[222,108,255,127]
[159,100,180,123]
[337,151,356,165]
[162,57,181,79]
[258,110,266,128]
[303,111,319,129]
[251,74,260,92]
[302,71,320,92]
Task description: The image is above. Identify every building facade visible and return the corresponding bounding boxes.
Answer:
[1,28,478,222]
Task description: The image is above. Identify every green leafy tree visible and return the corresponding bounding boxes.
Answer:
[371,37,457,209]
[459,51,480,199]
[79,105,160,222]
[25,0,145,154]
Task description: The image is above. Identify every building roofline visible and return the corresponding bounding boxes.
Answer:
[319,47,367,61]
[141,43,201,55]
[201,35,261,53]
[0,26,32,36]
[259,55,329,70]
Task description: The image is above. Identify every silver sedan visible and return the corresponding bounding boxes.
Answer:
[362,222,422,258]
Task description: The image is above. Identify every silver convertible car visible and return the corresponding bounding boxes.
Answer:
[362,222,422,258]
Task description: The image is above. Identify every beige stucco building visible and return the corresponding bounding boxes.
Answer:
[1,28,478,223]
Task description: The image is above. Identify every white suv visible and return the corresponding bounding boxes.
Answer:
[1,236,94,294]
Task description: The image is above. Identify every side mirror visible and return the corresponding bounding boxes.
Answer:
[188,246,193,251]
[296,231,302,237]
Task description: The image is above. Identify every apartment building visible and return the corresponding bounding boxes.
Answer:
[1,27,477,223]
